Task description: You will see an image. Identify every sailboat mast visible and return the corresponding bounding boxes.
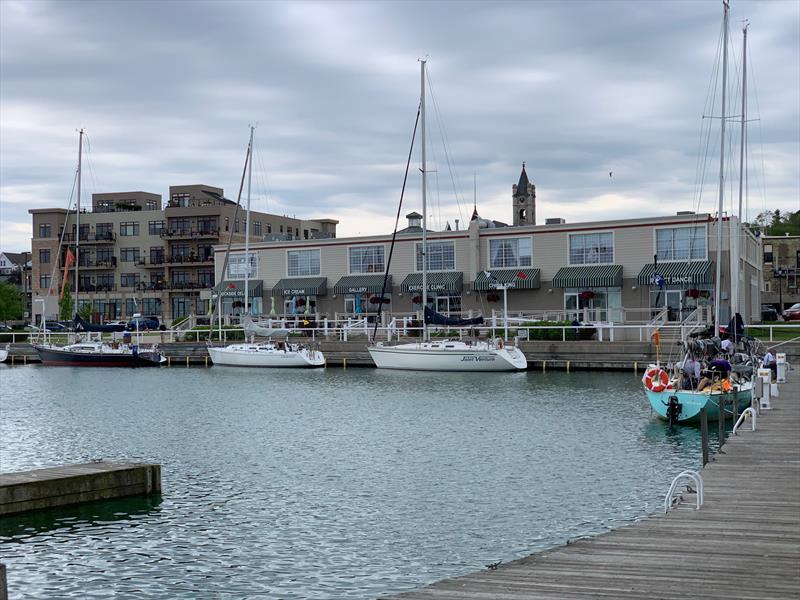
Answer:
[420,59,428,341]
[244,125,254,314]
[75,128,83,315]
[732,23,748,326]
[714,1,729,338]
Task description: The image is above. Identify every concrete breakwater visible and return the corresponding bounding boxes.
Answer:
[5,340,800,368]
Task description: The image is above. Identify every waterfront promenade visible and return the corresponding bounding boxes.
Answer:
[382,376,800,599]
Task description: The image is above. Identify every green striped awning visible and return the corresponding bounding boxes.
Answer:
[401,272,463,293]
[271,277,327,297]
[333,274,391,295]
[214,280,263,298]
[637,261,714,286]
[552,265,623,288]
[473,269,541,291]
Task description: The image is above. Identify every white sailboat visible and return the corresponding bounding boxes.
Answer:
[368,61,527,372]
[208,126,325,368]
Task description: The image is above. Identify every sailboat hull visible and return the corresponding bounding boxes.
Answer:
[34,345,164,367]
[208,344,325,368]
[368,342,527,371]
[645,384,753,423]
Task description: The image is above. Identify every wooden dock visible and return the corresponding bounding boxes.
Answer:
[0,461,161,516]
[381,376,800,600]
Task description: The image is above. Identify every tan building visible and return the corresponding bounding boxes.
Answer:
[29,185,337,322]
[215,168,762,328]
[761,234,800,312]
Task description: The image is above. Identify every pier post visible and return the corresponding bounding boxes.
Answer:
[700,408,709,466]
[732,391,739,423]
[718,397,726,449]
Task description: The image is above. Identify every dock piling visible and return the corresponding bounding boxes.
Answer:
[700,407,709,466]
[718,397,726,449]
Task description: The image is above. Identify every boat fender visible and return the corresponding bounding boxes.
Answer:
[643,367,669,392]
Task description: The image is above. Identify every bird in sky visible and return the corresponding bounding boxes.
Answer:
[609,171,613,178]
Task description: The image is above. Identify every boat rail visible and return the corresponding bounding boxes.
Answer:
[664,469,704,513]
[733,407,757,435]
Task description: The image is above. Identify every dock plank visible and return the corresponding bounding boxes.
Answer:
[380,375,800,600]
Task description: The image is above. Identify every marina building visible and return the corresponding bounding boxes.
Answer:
[760,234,800,312]
[29,185,337,322]
[214,167,762,328]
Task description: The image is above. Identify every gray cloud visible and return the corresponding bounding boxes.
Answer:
[1,0,798,251]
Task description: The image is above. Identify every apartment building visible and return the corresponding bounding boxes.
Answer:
[30,184,337,322]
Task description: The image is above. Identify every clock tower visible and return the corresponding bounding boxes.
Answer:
[512,162,536,226]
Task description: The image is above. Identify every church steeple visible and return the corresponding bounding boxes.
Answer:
[512,162,536,226]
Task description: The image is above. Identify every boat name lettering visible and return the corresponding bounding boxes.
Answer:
[460,355,497,362]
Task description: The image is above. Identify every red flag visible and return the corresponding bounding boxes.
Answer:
[517,271,527,280]
[60,248,76,299]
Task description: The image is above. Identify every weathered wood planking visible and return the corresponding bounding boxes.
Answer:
[380,376,800,600]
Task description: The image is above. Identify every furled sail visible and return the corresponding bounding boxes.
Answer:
[73,315,126,333]
[423,306,484,327]
[242,315,290,339]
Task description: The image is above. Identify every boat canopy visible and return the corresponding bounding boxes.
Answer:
[333,274,391,295]
[552,265,623,288]
[424,306,484,327]
[636,261,714,286]
[473,268,540,290]
[401,272,463,293]
[271,277,327,297]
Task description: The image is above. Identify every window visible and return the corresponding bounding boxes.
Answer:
[96,199,114,213]
[142,298,162,316]
[253,221,262,237]
[763,244,774,264]
[171,193,191,208]
[120,247,140,262]
[569,232,613,265]
[234,219,239,233]
[39,249,51,264]
[74,224,89,241]
[228,252,258,278]
[96,248,113,264]
[149,220,166,235]
[39,223,52,238]
[120,273,140,288]
[150,247,164,264]
[172,244,191,259]
[197,244,213,260]
[764,281,772,293]
[287,249,320,277]
[40,274,51,289]
[146,200,157,211]
[96,274,114,290]
[415,241,455,271]
[225,217,229,231]
[150,271,164,285]
[279,225,284,234]
[96,223,113,240]
[171,271,189,284]
[489,237,532,269]
[350,246,385,273]
[125,298,137,316]
[304,229,309,240]
[169,217,190,234]
[197,270,214,286]
[120,222,139,236]
[197,217,218,234]
[266,223,272,234]
[655,226,706,261]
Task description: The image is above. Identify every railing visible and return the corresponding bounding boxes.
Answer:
[159,229,220,239]
[61,232,116,243]
[664,470,704,513]
[733,407,757,435]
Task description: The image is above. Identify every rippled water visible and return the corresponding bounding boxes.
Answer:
[0,365,708,599]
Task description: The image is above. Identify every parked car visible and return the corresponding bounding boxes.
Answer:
[126,316,161,331]
[761,304,779,322]
[782,303,800,322]
[104,320,128,327]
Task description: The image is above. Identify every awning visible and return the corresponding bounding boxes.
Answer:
[401,272,463,293]
[473,269,541,291]
[271,277,327,297]
[333,274,392,295]
[637,261,715,286]
[552,265,623,288]
[214,280,263,298]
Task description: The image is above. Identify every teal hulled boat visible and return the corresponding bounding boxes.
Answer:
[645,383,753,423]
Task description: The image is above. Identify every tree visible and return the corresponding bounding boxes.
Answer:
[0,282,24,322]
[59,283,74,321]
[77,302,92,321]
[747,210,799,236]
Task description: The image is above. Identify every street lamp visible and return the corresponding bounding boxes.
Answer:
[774,266,787,316]
[483,271,515,341]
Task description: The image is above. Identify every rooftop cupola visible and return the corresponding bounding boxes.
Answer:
[406,211,422,229]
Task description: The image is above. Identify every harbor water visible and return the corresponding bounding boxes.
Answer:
[0,366,709,599]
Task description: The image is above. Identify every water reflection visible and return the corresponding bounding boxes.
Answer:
[0,494,162,541]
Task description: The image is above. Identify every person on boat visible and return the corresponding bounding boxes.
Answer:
[679,356,701,390]
[720,334,734,356]
[762,348,777,379]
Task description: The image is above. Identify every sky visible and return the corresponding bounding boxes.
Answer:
[1,0,798,253]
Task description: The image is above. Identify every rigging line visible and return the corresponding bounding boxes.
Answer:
[214,136,252,331]
[82,133,100,199]
[425,128,443,230]
[425,68,466,227]
[747,50,770,219]
[47,169,79,304]
[253,135,274,213]
[372,104,421,342]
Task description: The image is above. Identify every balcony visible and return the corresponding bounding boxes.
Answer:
[77,284,117,293]
[159,254,214,267]
[62,258,118,270]
[159,228,220,240]
[162,281,211,292]
[61,232,116,244]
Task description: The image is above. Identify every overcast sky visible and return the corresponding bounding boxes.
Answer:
[1,0,798,252]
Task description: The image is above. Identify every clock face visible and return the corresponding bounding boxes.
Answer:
[518,198,526,204]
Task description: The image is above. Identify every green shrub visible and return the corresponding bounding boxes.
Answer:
[517,320,577,341]
[189,325,245,341]
[0,331,28,343]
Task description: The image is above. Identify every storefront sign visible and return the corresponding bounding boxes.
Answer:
[407,284,448,292]
[346,286,369,293]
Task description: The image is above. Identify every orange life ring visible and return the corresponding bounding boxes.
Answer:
[643,367,669,392]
